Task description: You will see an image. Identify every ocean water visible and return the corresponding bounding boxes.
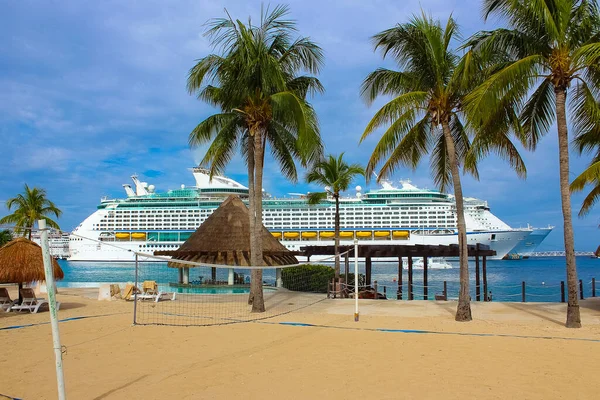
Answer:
[56,256,599,302]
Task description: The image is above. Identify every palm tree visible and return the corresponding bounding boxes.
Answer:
[306,154,364,292]
[187,5,323,312]
[465,0,600,328]
[0,184,61,239]
[0,230,12,247]
[361,14,527,321]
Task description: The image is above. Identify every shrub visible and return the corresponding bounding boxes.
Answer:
[282,264,334,293]
[281,265,367,293]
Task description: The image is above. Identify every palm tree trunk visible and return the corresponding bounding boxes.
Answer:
[247,138,257,306]
[251,131,266,312]
[442,121,472,322]
[334,194,340,297]
[555,88,581,328]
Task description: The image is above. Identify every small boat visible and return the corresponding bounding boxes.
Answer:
[356,231,372,238]
[115,232,130,239]
[408,257,453,270]
[301,232,317,238]
[131,232,146,239]
[319,232,335,238]
[271,232,282,238]
[374,231,390,238]
[339,232,354,238]
[283,232,299,239]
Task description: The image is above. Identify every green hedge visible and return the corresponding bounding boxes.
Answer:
[281,265,366,293]
[282,264,334,293]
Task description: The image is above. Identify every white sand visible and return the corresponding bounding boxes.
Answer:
[1,287,600,399]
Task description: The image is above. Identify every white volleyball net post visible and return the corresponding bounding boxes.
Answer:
[39,219,67,400]
[354,239,359,322]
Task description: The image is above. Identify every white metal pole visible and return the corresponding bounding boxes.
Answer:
[354,239,359,322]
[39,219,67,400]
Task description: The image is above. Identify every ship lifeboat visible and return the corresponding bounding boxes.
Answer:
[319,232,335,238]
[374,231,390,238]
[392,230,410,238]
[283,232,299,239]
[301,232,317,238]
[339,232,354,239]
[271,232,282,238]
[115,232,130,239]
[131,232,146,240]
[356,231,372,238]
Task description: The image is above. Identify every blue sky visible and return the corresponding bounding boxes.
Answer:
[0,0,598,250]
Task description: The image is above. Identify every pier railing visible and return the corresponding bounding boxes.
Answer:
[335,277,599,303]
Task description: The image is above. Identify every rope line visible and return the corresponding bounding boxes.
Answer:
[0,312,129,331]
[258,320,600,343]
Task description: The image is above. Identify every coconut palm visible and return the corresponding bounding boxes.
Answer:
[0,184,61,239]
[306,154,364,292]
[464,0,600,328]
[361,14,528,321]
[187,5,323,312]
[0,230,12,247]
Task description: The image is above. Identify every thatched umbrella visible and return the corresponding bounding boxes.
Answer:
[156,195,298,271]
[0,237,64,301]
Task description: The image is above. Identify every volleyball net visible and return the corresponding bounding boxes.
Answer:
[130,254,349,326]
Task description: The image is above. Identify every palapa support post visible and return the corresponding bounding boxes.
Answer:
[397,257,403,300]
[592,278,596,297]
[579,279,584,300]
[365,256,372,288]
[39,219,67,400]
[374,280,378,298]
[178,268,183,284]
[482,256,488,301]
[276,268,282,288]
[228,268,234,285]
[423,256,428,300]
[561,281,565,303]
[383,285,387,298]
[475,244,481,301]
[211,267,217,283]
[183,267,189,285]
[408,256,414,301]
[522,281,526,302]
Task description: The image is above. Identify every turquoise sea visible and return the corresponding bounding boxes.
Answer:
[56,256,599,302]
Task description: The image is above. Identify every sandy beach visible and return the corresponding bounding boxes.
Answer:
[2,287,600,399]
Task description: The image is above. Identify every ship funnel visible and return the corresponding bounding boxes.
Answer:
[123,184,135,197]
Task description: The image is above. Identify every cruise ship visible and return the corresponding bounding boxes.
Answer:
[69,168,534,262]
[504,225,554,258]
[30,229,71,259]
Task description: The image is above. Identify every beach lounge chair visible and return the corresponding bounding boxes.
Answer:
[137,281,176,302]
[9,288,60,313]
[0,287,17,312]
[123,284,142,301]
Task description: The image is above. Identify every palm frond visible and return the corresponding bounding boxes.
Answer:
[306,191,328,205]
[361,91,428,139]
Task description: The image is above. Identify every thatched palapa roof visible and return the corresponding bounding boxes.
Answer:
[155,196,298,268]
[0,237,64,283]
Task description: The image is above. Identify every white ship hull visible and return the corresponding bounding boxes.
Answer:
[69,229,527,262]
[68,169,538,263]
